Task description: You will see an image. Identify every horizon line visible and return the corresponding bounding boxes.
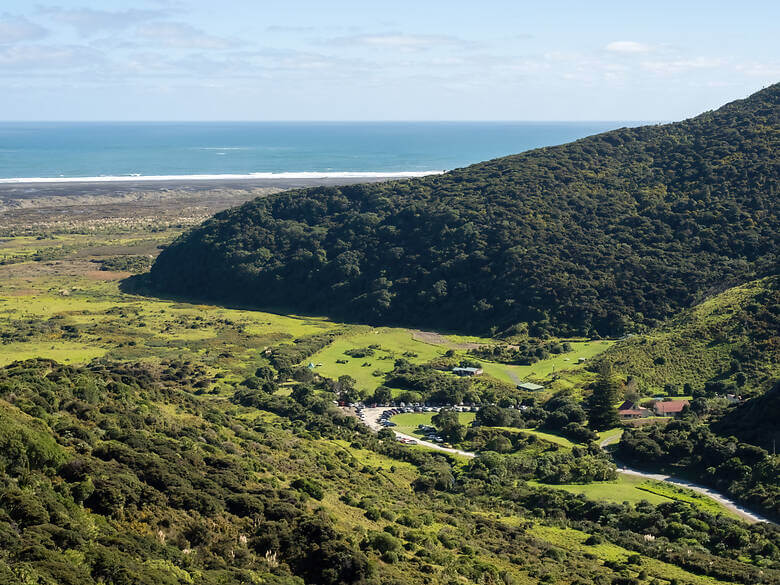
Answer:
[0,119,660,124]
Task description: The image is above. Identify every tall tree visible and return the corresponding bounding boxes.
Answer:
[588,365,621,430]
[432,409,465,443]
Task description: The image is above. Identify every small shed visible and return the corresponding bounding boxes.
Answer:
[516,382,544,391]
[452,367,483,377]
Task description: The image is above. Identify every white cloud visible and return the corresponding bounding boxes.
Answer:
[641,57,725,75]
[605,41,652,54]
[0,44,103,70]
[0,15,48,44]
[328,33,469,52]
[734,61,780,78]
[136,22,235,50]
[39,7,163,36]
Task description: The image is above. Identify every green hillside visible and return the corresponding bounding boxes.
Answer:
[597,276,779,396]
[2,358,779,585]
[150,84,779,337]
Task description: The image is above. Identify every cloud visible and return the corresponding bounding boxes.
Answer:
[39,7,163,36]
[266,25,319,33]
[0,44,104,70]
[734,61,780,78]
[605,41,652,54]
[0,15,48,44]
[327,33,470,52]
[136,22,236,50]
[641,57,725,75]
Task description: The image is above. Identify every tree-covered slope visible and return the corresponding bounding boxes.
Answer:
[712,380,780,451]
[3,359,780,585]
[597,276,779,396]
[150,84,779,336]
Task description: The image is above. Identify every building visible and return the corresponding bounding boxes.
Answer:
[516,382,544,391]
[617,400,650,419]
[452,367,483,377]
[618,407,650,420]
[653,400,689,417]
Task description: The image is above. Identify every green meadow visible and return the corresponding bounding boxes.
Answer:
[390,412,476,437]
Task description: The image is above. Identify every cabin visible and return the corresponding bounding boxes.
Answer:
[618,407,650,419]
[452,367,483,377]
[617,400,650,419]
[653,399,689,417]
[516,382,544,391]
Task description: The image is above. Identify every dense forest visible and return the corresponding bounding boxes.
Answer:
[711,380,780,451]
[150,84,778,336]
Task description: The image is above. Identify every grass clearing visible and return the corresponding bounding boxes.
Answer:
[308,327,449,390]
[390,412,476,437]
[636,481,742,520]
[500,427,577,448]
[532,474,673,505]
[478,339,614,386]
[0,340,106,366]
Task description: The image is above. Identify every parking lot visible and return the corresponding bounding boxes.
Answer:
[350,404,477,458]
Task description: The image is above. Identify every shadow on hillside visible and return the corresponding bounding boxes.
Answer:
[118,273,481,337]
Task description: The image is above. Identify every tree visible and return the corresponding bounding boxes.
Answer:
[432,409,465,443]
[337,375,360,402]
[255,366,275,380]
[475,405,509,427]
[372,386,393,405]
[588,366,621,431]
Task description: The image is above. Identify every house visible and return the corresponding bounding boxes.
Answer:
[618,407,650,419]
[516,382,544,391]
[617,400,650,419]
[452,367,483,377]
[653,399,689,417]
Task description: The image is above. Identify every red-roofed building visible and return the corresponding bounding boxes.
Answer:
[653,400,689,417]
[618,408,650,420]
[617,400,651,420]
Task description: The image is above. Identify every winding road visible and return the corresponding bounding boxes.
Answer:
[358,407,775,525]
[599,433,774,524]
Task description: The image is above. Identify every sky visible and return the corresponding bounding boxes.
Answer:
[0,0,778,121]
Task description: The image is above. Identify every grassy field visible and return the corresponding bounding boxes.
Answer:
[478,339,615,386]
[504,427,578,448]
[635,480,741,519]
[390,412,476,437]
[307,328,447,391]
[306,325,615,394]
[532,474,672,505]
[532,474,740,519]
[597,427,624,447]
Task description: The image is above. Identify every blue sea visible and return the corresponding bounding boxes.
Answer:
[0,122,634,182]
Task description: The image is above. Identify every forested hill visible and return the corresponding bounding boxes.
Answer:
[150,84,779,336]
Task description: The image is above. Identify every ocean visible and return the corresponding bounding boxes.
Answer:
[0,121,635,182]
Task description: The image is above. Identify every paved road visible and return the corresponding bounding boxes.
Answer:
[360,407,475,458]
[357,407,775,525]
[613,464,774,524]
[599,433,774,524]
